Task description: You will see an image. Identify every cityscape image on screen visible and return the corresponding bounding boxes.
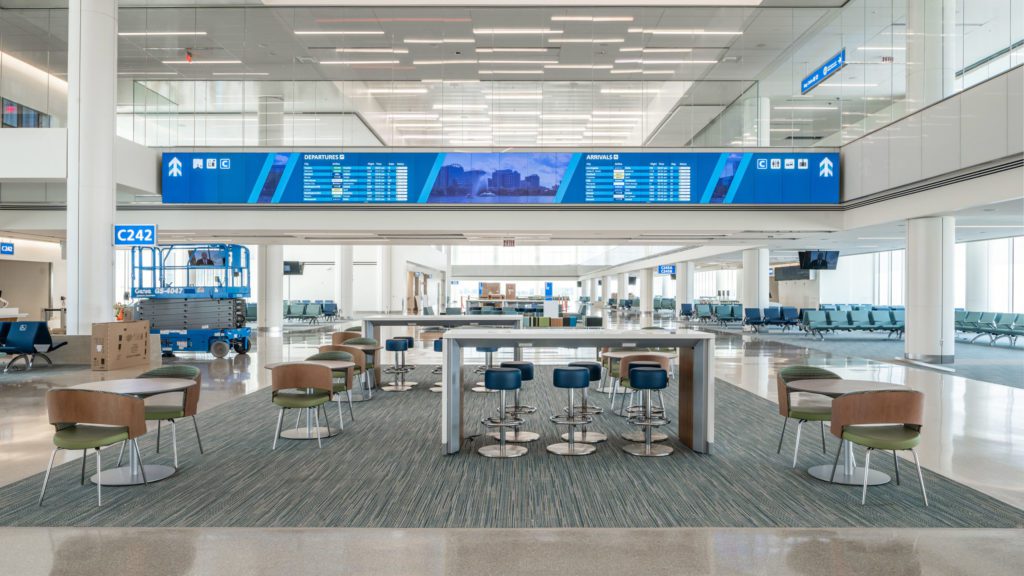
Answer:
[428,153,571,203]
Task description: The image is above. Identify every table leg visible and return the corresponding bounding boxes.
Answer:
[443,339,462,454]
[808,441,890,486]
[677,340,714,454]
[91,436,175,486]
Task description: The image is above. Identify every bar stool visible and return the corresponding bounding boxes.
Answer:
[429,338,444,392]
[471,346,499,393]
[488,361,538,443]
[614,359,667,418]
[396,336,416,369]
[547,367,596,456]
[381,339,413,392]
[478,368,527,458]
[563,361,607,443]
[622,367,672,457]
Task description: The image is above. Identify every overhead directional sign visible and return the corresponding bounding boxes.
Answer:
[0,241,14,255]
[657,265,676,275]
[113,225,158,247]
[801,49,846,94]
[161,151,839,205]
[819,156,834,178]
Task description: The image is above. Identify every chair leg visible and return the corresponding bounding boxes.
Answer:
[911,448,929,507]
[336,397,345,431]
[95,447,102,506]
[861,448,873,505]
[820,421,827,454]
[776,417,789,454]
[38,448,58,506]
[116,440,126,467]
[321,404,332,439]
[830,440,843,482]
[892,450,901,485]
[133,439,148,485]
[314,406,323,449]
[170,420,178,469]
[192,416,204,454]
[80,449,87,485]
[347,390,355,421]
[272,408,285,450]
[792,420,804,468]
[156,420,162,454]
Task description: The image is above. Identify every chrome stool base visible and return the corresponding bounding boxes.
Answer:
[562,430,607,443]
[478,444,528,458]
[622,430,668,443]
[429,382,443,392]
[547,442,596,456]
[471,384,495,393]
[487,430,539,443]
[380,384,413,392]
[623,443,673,457]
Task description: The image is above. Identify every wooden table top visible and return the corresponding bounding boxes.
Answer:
[786,379,904,397]
[601,350,678,360]
[265,360,355,371]
[72,378,196,397]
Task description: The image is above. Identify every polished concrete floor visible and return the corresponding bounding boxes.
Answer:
[0,313,1021,571]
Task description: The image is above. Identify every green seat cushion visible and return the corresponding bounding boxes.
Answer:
[53,425,129,450]
[145,405,185,420]
[273,391,331,409]
[778,365,841,384]
[843,425,921,451]
[788,404,831,421]
[138,365,200,380]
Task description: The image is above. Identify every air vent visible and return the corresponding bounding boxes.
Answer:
[295,56,316,64]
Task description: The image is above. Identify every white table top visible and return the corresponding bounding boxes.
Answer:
[443,328,714,341]
[265,360,354,371]
[72,378,196,397]
[363,315,523,322]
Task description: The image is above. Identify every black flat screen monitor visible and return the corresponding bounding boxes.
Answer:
[628,276,637,286]
[798,250,839,270]
[283,261,304,275]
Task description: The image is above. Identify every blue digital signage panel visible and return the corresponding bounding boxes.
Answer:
[162,151,839,205]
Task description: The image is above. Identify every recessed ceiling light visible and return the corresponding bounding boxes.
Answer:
[628,28,743,36]
[413,59,478,65]
[319,60,400,65]
[119,31,207,36]
[336,48,409,54]
[162,60,242,64]
[211,72,270,76]
[404,38,474,44]
[294,30,385,36]
[479,69,545,75]
[478,59,558,65]
[544,64,613,69]
[474,28,563,35]
[551,16,634,22]
[615,58,717,64]
[619,47,693,53]
[548,38,625,44]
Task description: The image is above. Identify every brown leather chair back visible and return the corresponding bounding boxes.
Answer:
[271,363,333,395]
[331,331,362,346]
[46,389,146,439]
[618,353,671,379]
[318,344,365,371]
[830,389,924,438]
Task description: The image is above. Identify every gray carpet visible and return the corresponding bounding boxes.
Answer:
[708,327,1024,389]
[1,366,1021,528]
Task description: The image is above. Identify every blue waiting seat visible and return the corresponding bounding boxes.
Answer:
[744,308,765,331]
[803,311,830,339]
[781,307,800,330]
[680,303,693,319]
[763,307,784,328]
[1,322,66,372]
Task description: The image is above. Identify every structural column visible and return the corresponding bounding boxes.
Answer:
[964,241,990,311]
[257,244,284,333]
[741,248,770,310]
[640,268,655,313]
[676,261,695,307]
[905,217,955,364]
[618,273,629,301]
[334,245,353,318]
[66,0,117,335]
[601,276,611,307]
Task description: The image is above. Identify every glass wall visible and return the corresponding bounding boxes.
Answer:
[0,8,67,128]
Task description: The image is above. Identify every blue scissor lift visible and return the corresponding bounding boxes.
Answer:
[131,244,253,358]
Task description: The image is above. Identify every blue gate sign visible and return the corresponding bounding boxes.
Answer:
[0,242,13,255]
[657,264,676,275]
[544,282,553,300]
[114,225,158,246]
[801,49,846,94]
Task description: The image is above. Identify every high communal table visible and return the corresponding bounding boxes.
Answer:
[362,314,525,345]
[441,328,715,455]
[786,378,905,486]
[71,377,197,486]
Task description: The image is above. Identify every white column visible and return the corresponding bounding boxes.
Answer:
[66,0,117,335]
[741,248,770,310]
[257,245,283,333]
[905,217,955,364]
[964,241,990,311]
[676,262,695,306]
[580,277,590,301]
[334,245,353,318]
[601,276,611,305]
[618,273,629,301]
[640,268,655,313]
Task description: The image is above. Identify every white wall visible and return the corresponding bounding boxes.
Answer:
[818,253,876,305]
[0,237,66,327]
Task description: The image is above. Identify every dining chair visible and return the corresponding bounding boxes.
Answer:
[830,389,928,506]
[40,389,147,506]
[270,363,334,450]
[306,350,356,429]
[776,365,840,467]
[122,365,203,469]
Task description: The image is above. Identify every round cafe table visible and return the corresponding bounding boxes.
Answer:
[596,350,677,394]
[265,360,354,440]
[786,378,905,486]
[71,378,197,486]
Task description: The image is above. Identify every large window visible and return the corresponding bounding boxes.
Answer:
[874,249,905,306]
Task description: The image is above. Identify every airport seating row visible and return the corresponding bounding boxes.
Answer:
[955,311,1024,345]
[0,321,67,372]
[743,307,801,331]
[801,309,904,340]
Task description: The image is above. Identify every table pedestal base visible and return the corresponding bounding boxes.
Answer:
[90,464,175,486]
[808,464,890,486]
[279,427,338,440]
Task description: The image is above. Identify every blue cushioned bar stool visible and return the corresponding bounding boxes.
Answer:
[429,338,444,393]
[478,368,527,458]
[381,339,413,392]
[396,336,417,382]
[623,367,672,457]
[563,361,607,443]
[617,360,667,420]
[547,367,596,456]
[489,361,539,443]
[471,346,499,393]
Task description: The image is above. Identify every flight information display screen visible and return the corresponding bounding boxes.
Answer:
[161,151,839,205]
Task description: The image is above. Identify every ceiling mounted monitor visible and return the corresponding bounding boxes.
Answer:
[798,250,839,270]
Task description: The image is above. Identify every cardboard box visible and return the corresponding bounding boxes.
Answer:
[92,320,151,371]
[505,284,516,299]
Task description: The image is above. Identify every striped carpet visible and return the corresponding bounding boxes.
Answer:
[1,365,1021,528]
